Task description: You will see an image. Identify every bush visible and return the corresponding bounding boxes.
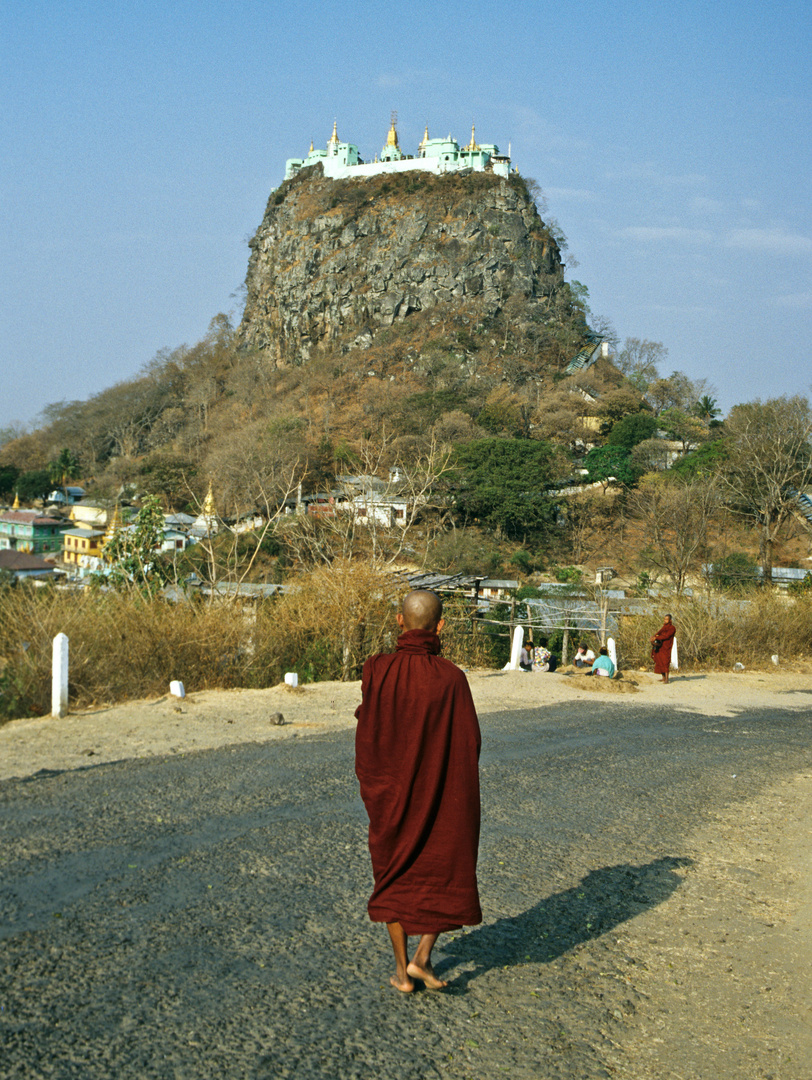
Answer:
[711,552,759,592]
[553,565,583,584]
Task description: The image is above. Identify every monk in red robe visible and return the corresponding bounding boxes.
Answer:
[651,613,676,683]
[355,589,482,992]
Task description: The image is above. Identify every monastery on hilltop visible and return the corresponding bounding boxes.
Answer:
[284,116,512,183]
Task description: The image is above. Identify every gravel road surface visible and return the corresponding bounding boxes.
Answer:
[2,699,811,1079]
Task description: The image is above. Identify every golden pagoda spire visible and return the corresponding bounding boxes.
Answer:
[309,138,314,153]
[12,491,20,509]
[386,110,399,148]
[104,504,120,540]
[203,481,216,518]
[102,505,121,555]
[464,122,479,152]
[328,119,339,146]
[419,124,429,149]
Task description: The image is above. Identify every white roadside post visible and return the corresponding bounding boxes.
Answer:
[505,625,524,670]
[52,633,69,718]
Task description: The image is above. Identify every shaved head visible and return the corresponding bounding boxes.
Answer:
[400,589,443,631]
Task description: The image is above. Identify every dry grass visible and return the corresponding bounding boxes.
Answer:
[617,592,812,670]
[0,585,252,721]
[4,577,810,724]
[252,560,401,684]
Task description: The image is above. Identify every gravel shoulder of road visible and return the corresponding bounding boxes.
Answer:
[2,665,812,782]
[604,767,812,1077]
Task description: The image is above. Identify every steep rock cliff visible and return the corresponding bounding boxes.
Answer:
[238,167,567,367]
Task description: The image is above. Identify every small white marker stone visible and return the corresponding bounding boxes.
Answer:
[52,633,69,718]
[169,680,186,698]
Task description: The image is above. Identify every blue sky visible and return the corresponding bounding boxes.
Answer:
[2,0,810,431]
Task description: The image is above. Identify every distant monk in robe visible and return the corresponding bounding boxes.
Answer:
[355,589,482,992]
[651,613,676,683]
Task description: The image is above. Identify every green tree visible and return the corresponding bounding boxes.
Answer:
[15,469,52,503]
[596,389,649,435]
[48,448,80,501]
[693,395,721,422]
[451,439,564,540]
[657,408,708,454]
[0,464,20,499]
[606,412,658,450]
[583,445,640,487]
[670,438,728,479]
[103,496,170,595]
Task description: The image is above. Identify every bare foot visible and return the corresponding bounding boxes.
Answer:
[406,961,447,990]
[390,973,414,993]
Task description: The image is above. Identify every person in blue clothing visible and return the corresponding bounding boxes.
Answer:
[590,646,616,678]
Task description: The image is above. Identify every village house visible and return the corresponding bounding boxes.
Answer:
[0,509,67,555]
[0,549,57,580]
[46,486,86,506]
[68,504,110,528]
[478,578,520,601]
[62,526,105,569]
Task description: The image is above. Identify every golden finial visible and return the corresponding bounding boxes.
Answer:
[464,123,479,152]
[102,505,120,554]
[386,110,399,148]
[12,491,20,509]
[309,139,314,153]
[104,505,120,539]
[419,124,429,148]
[328,119,339,146]
[203,481,216,518]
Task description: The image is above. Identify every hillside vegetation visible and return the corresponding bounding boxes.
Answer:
[2,170,811,593]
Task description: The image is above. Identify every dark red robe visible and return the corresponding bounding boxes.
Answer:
[652,621,676,675]
[354,628,482,935]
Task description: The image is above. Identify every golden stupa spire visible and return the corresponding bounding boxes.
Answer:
[419,124,429,149]
[12,491,20,509]
[386,110,399,148]
[464,123,479,152]
[102,505,121,556]
[203,481,216,518]
[104,504,120,540]
[328,119,339,146]
[309,138,314,153]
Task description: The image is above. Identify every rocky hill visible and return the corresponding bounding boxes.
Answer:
[1,167,612,511]
[238,166,570,368]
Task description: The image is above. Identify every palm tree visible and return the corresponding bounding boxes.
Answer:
[48,448,80,504]
[693,395,721,423]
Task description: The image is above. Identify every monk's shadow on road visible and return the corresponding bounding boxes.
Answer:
[438,856,692,989]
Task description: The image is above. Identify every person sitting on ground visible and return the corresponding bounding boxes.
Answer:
[519,641,534,671]
[589,645,616,678]
[574,643,596,668]
[534,638,557,672]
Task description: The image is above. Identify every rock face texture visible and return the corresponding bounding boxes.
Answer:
[238,166,566,367]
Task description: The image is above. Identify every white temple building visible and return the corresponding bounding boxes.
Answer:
[284,116,512,183]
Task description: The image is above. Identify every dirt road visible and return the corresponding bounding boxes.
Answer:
[2,669,811,1077]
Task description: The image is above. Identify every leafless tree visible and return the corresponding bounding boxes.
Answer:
[628,474,723,593]
[721,396,812,581]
